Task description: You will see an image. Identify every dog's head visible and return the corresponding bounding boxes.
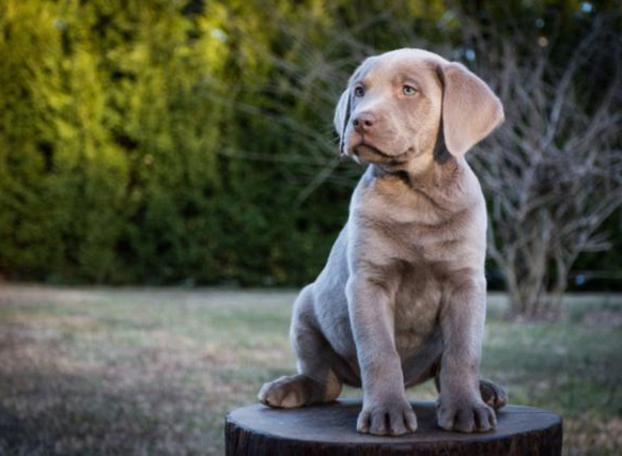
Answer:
[334,49,504,169]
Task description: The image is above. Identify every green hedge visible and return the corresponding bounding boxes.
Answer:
[0,0,619,286]
[0,0,351,285]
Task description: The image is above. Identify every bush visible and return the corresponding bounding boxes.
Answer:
[0,0,619,288]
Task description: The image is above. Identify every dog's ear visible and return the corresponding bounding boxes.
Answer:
[334,88,351,156]
[437,62,504,158]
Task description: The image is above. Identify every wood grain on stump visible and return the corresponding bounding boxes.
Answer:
[225,399,562,455]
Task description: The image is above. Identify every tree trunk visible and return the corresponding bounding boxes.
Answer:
[226,400,563,456]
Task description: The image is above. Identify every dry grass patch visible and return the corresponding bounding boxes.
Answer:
[0,285,620,455]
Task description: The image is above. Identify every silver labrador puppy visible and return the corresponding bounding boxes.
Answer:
[258,48,507,435]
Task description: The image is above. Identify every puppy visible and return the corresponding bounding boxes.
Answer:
[259,48,507,435]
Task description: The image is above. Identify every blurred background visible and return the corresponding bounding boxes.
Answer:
[0,0,621,455]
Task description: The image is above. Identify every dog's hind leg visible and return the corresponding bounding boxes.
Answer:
[258,286,343,408]
[478,378,508,410]
[434,373,508,410]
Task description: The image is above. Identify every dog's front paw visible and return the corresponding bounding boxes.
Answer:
[436,397,496,433]
[357,396,417,436]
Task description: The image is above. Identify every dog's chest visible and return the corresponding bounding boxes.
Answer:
[392,262,443,357]
[356,173,479,261]
[351,171,483,356]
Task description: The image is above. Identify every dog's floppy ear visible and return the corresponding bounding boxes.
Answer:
[334,88,351,156]
[334,56,377,155]
[437,62,504,158]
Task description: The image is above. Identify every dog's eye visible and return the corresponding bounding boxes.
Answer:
[354,86,365,97]
[402,85,417,96]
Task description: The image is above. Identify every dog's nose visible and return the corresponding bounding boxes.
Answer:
[352,112,376,133]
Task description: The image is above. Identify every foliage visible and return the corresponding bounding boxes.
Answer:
[0,0,619,288]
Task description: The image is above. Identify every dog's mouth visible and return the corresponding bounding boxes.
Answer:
[352,142,410,164]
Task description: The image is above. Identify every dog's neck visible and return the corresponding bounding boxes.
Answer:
[371,133,461,191]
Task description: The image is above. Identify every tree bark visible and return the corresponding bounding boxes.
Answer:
[226,400,562,455]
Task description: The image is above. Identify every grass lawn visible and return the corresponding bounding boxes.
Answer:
[0,285,621,455]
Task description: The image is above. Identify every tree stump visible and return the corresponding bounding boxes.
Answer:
[225,399,562,455]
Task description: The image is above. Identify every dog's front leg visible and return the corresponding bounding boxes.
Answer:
[437,277,496,433]
[346,275,417,436]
